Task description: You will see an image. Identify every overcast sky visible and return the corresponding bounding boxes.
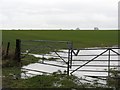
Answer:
[0,0,119,30]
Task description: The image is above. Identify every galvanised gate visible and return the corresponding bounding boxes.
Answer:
[17,39,120,86]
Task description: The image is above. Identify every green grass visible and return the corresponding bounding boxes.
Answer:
[2,30,119,88]
[2,30,119,49]
[2,70,94,88]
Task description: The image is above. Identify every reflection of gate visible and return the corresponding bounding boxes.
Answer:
[21,40,73,75]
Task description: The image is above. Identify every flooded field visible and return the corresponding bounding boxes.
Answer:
[21,47,120,85]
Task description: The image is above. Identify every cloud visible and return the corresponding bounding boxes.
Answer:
[0,0,119,29]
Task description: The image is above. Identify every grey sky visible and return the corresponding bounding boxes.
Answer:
[0,0,119,29]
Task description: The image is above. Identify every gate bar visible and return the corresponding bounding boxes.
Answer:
[70,49,108,75]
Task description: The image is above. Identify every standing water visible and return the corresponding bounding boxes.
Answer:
[21,47,120,85]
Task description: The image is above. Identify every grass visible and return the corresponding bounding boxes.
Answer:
[2,30,119,89]
[2,30,119,49]
[21,55,41,66]
[2,74,77,88]
[2,70,104,88]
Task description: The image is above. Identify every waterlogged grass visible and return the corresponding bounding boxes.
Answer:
[2,30,119,89]
[21,55,40,66]
[2,30,119,49]
[2,72,97,88]
[2,67,78,88]
[3,66,119,88]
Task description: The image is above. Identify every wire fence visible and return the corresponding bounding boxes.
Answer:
[21,40,72,54]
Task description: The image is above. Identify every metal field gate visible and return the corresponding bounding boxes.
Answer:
[20,39,120,87]
[21,40,73,75]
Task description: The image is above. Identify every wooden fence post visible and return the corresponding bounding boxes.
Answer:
[15,39,21,62]
[5,42,10,57]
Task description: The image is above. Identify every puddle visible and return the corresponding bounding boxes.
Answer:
[21,47,120,84]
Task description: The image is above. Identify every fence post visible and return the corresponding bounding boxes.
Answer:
[116,48,120,90]
[107,48,111,87]
[5,42,10,57]
[67,42,73,76]
[70,42,73,69]
[67,49,70,76]
[15,39,21,62]
[108,49,110,76]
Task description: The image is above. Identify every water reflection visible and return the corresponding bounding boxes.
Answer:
[21,47,119,84]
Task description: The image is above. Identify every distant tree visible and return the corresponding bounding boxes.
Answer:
[76,27,80,30]
[59,29,62,30]
[94,27,99,30]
